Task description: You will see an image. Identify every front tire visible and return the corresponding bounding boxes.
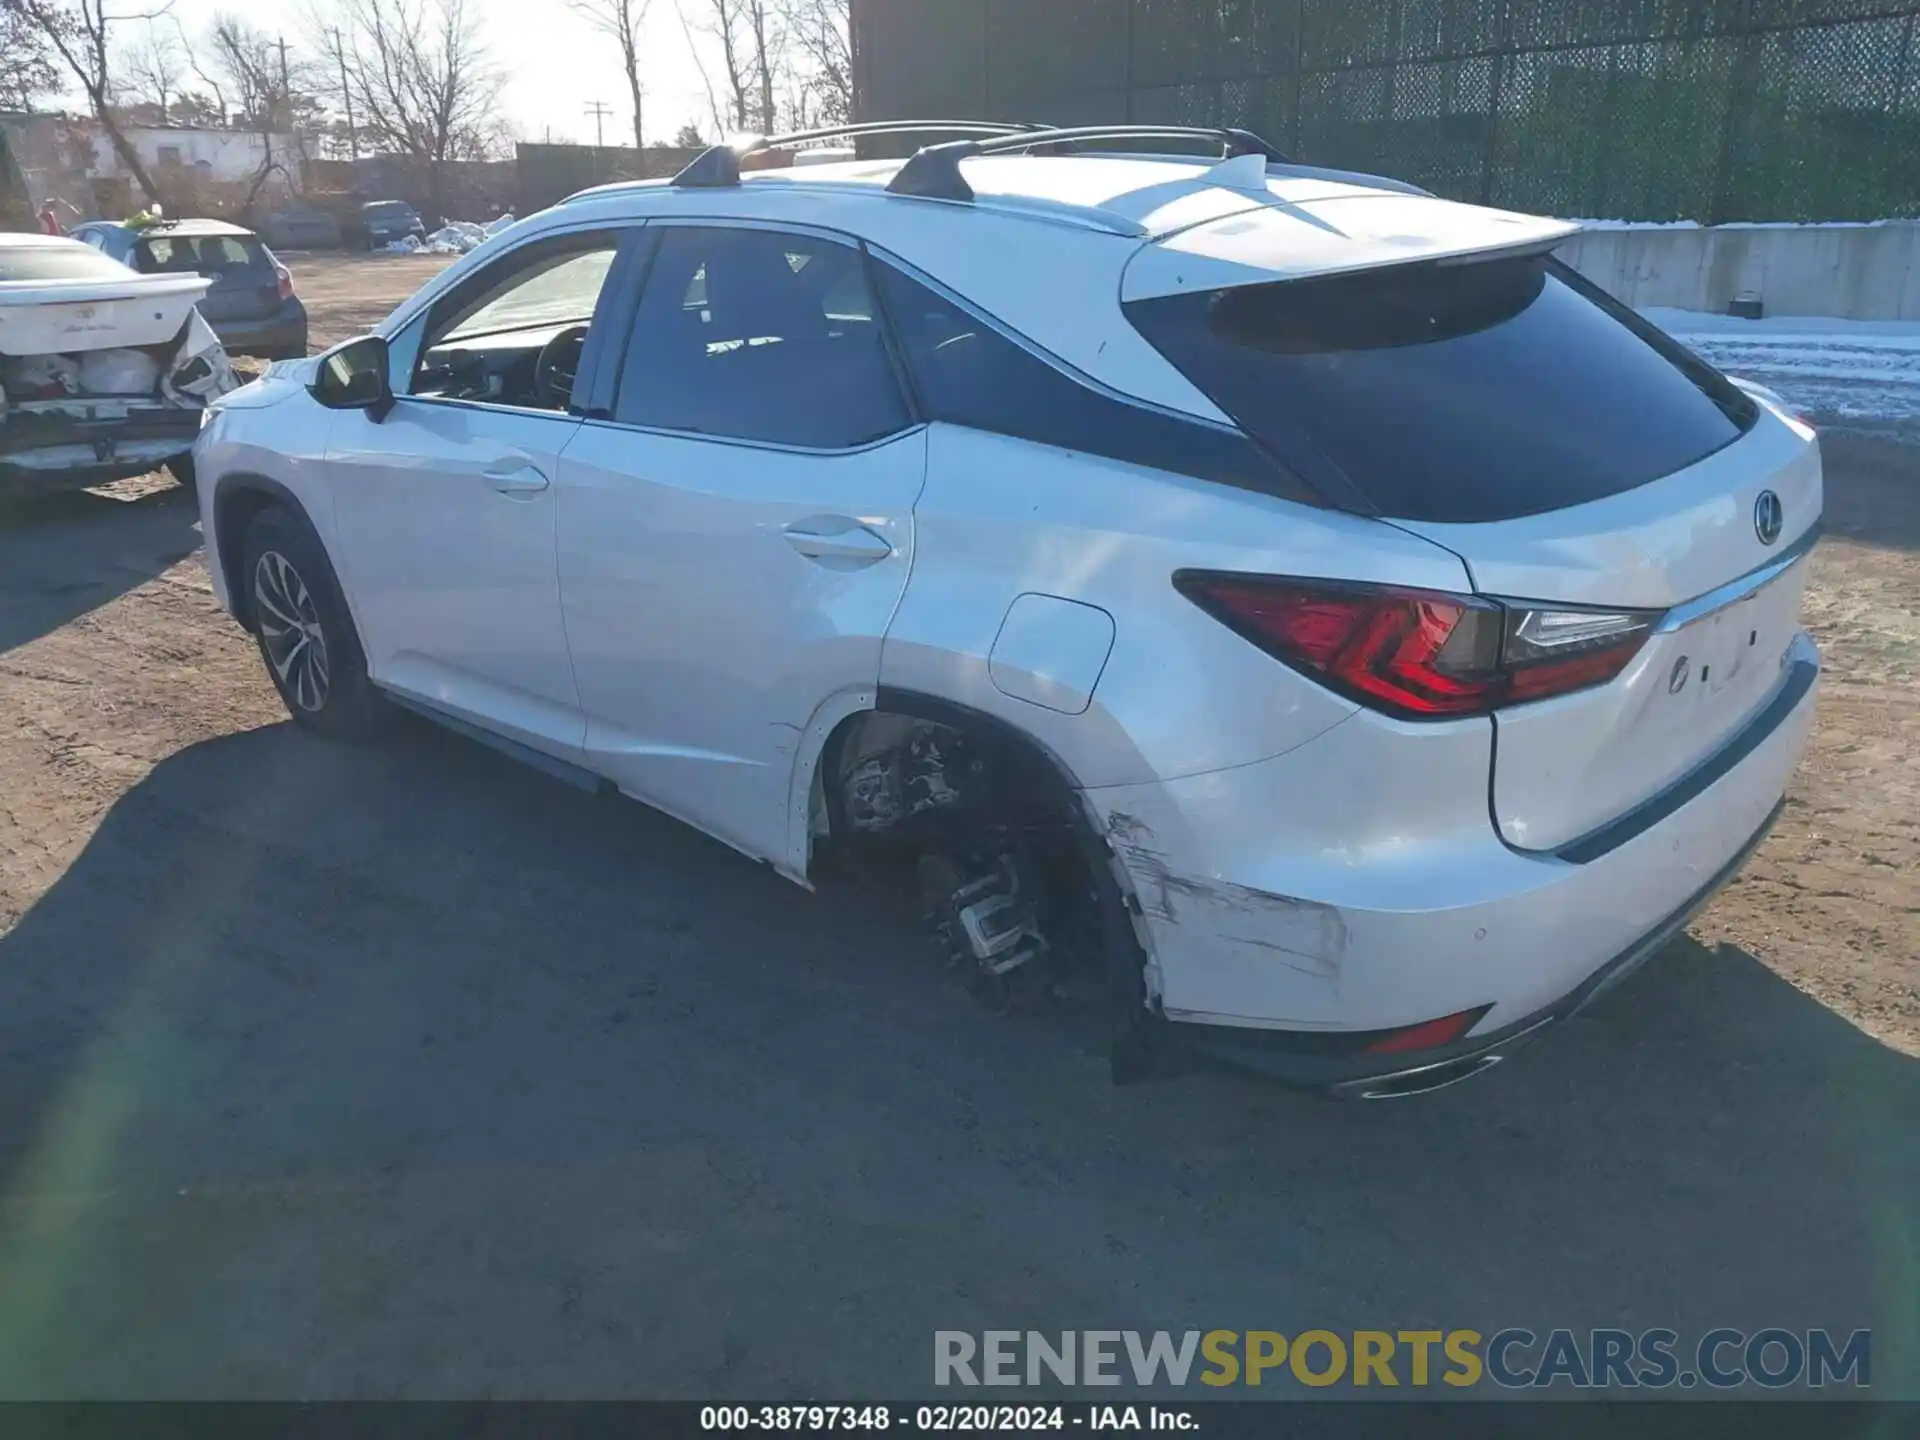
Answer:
[166,452,197,497]
[241,506,382,741]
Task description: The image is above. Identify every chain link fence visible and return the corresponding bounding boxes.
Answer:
[852,0,1920,221]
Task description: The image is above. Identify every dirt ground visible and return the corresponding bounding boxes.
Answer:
[1693,430,1920,1054]
[0,254,1913,1397]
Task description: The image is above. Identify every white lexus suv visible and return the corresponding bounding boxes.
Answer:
[193,122,1821,1097]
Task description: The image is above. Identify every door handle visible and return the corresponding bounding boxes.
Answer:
[482,455,550,496]
[782,520,894,565]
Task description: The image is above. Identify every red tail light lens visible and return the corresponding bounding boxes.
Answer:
[1361,1004,1492,1056]
[275,264,294,301]
[1174,572,1658,720]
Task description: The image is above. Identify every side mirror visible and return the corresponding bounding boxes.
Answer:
[312,334,393,419]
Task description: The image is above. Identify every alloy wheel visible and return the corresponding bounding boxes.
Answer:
[253,550,331,712]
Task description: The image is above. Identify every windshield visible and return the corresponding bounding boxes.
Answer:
[1124,255,1758,523]
[364,203,416,220]
[0,244,137,283]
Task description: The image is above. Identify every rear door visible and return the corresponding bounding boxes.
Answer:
[555,221,926,865]
[1124,248,1820,853]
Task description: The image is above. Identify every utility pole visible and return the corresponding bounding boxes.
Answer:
[584,100,613,150]
[332,28,357,159]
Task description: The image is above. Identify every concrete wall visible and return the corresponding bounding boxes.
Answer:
[1559,223,1920,321]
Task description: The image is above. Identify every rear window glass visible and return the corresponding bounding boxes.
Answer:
[137,234,273,274]
[1124,256,1756,523]
[0,244,135,282]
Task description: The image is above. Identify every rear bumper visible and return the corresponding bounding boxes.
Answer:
[1083,633,1820,1087]
[1,407,200,490]
[209,301,308,357]
[1192,796,1785,1096]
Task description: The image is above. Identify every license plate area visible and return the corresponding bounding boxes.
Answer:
[1664,564,1801,727]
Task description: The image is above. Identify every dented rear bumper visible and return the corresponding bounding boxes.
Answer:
[0,403,200,489]
[0,309,234,492]
[1185,798,1783,1096]
[1080,634,1819,1088]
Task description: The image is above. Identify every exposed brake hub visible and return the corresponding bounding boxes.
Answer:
[917,851,1050,1010]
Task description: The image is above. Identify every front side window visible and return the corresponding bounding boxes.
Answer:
[410,231,622,413]
[613,226,908,449]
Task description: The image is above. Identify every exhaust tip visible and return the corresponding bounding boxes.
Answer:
[1346,1052,1504,1101]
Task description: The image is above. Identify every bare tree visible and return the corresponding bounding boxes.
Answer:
[0,2,62,111]
[570,0,650,150]
[118,16,185,122]
[167,89,224,128]
[172,15,230,124]
[744,0,778,136]
[679,0,752,134]
[313,0,506,218]
[206,15,321,214]
[5,0,171,202]
[780,0,848,126]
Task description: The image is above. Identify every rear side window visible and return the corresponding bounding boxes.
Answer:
[614,226,907,449]
[871,259,1309,501]
[1124,256,1757,523]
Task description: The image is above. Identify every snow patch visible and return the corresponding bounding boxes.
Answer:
[1643,306,1920,424]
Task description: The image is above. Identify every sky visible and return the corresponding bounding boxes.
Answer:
[101,0,724,148]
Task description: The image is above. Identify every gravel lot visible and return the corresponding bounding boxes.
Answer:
[0,255,1914,1398]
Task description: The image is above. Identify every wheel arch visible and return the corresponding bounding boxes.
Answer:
[789,685,1094,885]
[793,684,1163,1079]
[212,472,362,654]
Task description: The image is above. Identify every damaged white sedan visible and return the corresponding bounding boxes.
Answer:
[1,232,236,498]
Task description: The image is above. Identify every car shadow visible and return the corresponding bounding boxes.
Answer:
[0,480,200,657]
[1820,430,1920,553]
[0,716,1912,1397]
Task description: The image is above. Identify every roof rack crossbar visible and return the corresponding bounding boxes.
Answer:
[884,124,1290,203]
[671,119,1049,189]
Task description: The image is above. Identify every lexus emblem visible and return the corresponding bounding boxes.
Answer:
[1754,490,1784,546]
[1669,657,1691,695]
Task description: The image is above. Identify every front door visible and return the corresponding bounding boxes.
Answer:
[326,228,628,759]
[557,222,927,862]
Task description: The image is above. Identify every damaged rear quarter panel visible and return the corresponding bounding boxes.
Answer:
[1102,806,1349,1022]
[1083,708,1505,1030]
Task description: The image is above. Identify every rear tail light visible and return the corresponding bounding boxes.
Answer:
[1174,572,1659,720]
[275,264,294,300]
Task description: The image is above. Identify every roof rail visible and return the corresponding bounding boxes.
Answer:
[671,120,1050,189]
[886,125,1290,203]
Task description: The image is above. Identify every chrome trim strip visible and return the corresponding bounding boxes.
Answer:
[1354,1054,1503,1100]
[1655,520,1821,633]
